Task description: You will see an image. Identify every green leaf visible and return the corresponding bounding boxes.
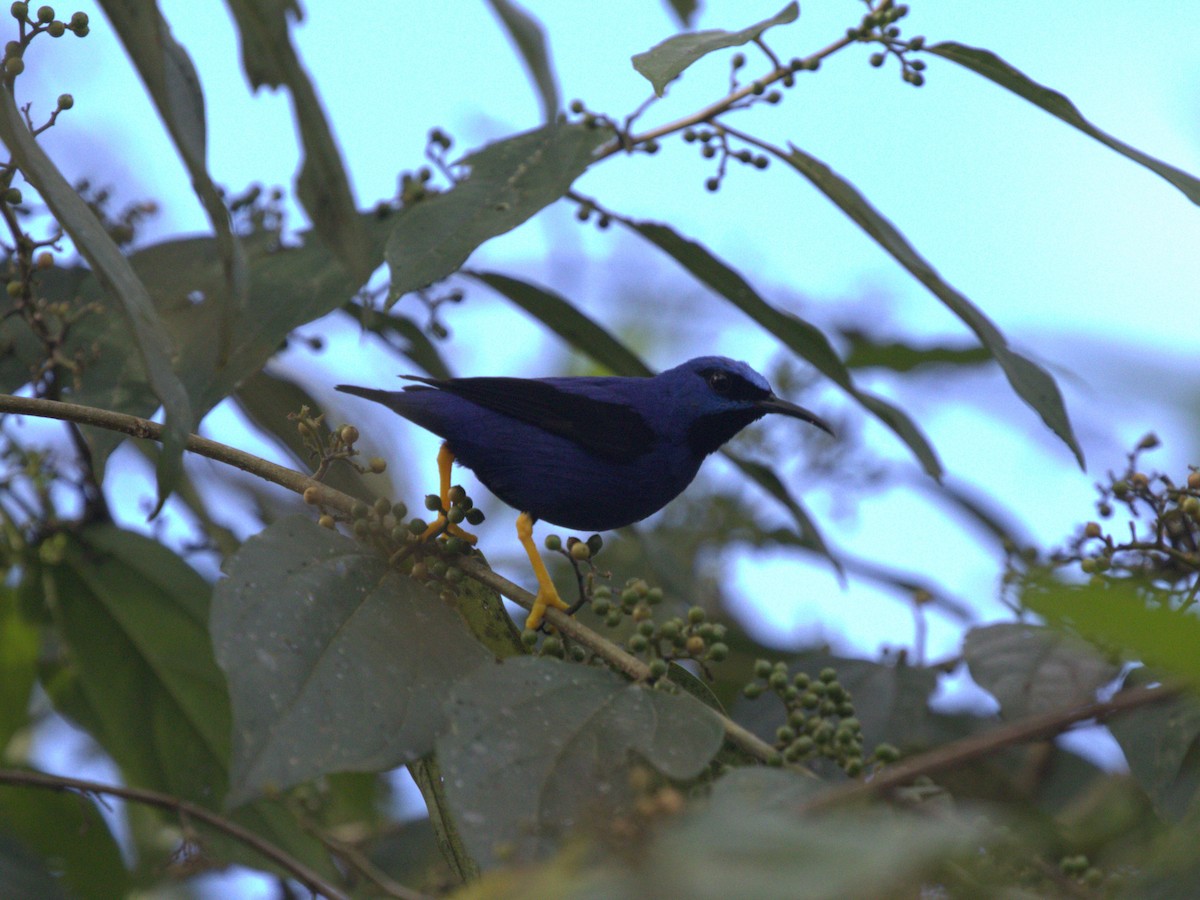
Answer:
[963,623,1119,720]
[486,0,560,121]
[632,768,983,898]
[0,834,70,900]
[0,770,131,900]
[928,42,1200,207]
[779,143,1084,468]
[0,77,193,508]
[468,271,652,376]
[385,123,612,303]
[99,0,248,354]
[840,329,991,372]
[629,220,942,479]
[224,0,373,281]
[343,304,455,380]
[1023,579,1200,686]
[632,2,799,96]
[211,516,493,807]
[0,589,37,751]
[1108,678,1200,822]
[437,656,723,867]
[664,0,700,28]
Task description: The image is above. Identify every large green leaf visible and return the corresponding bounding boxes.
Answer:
[385,123,612,302]
[99,0,247,352]
[0,834,70,900]
[623,768,982,899]
[964,623,1119,720]
[629,221,942,479]
[928,42,1200,207]
[0,77,193,506]
[486,0,560,121]
[0,589,37,751]
[211,516,493,807]
[223,0,373,282]
[840,329,991,372]
[468,271,653,376]
[0,770,131,900]
[779,144,1084,468]
[437,656,723,867]
[632,2,798,96]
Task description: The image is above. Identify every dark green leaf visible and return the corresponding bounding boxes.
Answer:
[928,42,1200,206]
[437,656,723,867]
[964,623,1118,719]
[629,768,983,898]
[211,516,492,806]
[1108,678,1200,822]
[0,81,193,507]
[0,771,131,899]
[343,304,454,380]
[0,264,92,393]
[224,0,373,281]
[1024,579,1200,686]
[629,221,942,479]
[663,0,700,28]
[632,2,799,96]
[840,329,991,372]
[385,123,612,302]
[486,0,560,121]
[0,834,70,900]
[99,0,248,352]
[0,589,37,750]
[468,271,652,376]
[780,143,1084,468]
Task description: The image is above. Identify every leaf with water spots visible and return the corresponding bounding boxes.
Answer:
[211,516,492,807]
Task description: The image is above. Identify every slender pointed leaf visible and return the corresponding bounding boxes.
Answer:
[633,1,799,96]
[0,589,37,751]
[343,304,455,380]
[385,123,612,302]
[928,42,1200,206]
[224,0,373,282]
[781,143,1084,468]
[211,516,492,807]
[840,329,990,372]
[468,271,652,376]
[437,656,723,867]
[628,220,942,479]
[664,0,700,28]
[0,81,193,507]
[99,0,247,358]
[486,0,560,121]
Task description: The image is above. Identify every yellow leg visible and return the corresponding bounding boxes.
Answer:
[420,442,477,544]
[517,511,570,630]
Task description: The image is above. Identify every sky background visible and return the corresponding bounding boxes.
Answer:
[14,2,1200,891]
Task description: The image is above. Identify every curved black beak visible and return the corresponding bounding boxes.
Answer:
[756,395,835,437]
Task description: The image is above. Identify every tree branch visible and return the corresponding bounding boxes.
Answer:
[0,767,349,900]
[0,393,786,768]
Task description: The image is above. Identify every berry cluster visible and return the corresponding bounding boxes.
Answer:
[743,662,899,775]
[5,3,88,81]
[851,1,927,87]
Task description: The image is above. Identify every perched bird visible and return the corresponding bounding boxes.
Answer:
[337,356,832,630]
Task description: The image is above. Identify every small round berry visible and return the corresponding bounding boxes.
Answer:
[446,505,465,524]
[1188,471,1200,490]
[5,280,22,297]
[569,541,590,561]
[685,635,705,656]
[521,628,539,648]
[819,667,837,683]
[368,457,386,474]
[36,251,53,269]
[424,493,441,511]
[352,519,369,537]
[55,93,74,111]
[605,610,623,628]
[35,4,51,22]
[318,514,335,529]
[870,52,885,67]
[687,606,705,625]
[350,501,370,520]
[592,597,611,616]
[768,671,789,690]
[743,682,764,699]
[1,56,20,76]
[731,52,745,69]
[10,2,27,19]
[338,424,358,445]
[465,508,485,526]
[647,658,668,679]
[544,534,562,552]
[542,636,563,657]
[391,501,408,520]
[371,497,389,517]
[1083,522,1101,538]
[704,176,719,192]
[445,536,468,556]
[628,633,649,653]
[753,659,773,678]
[636,620,655,637]
[707,642,728,662]
[45,17,62,36]
[302,486,320,505]
[586,534,603,556]
[407,517,428,535]
[448,484,466,505]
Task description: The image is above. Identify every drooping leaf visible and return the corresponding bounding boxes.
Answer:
[437,656,724,867]
[0,770,131,900]
[385,123,612,303]
[663,0,700,28]
[964,623,1119,720]
[99,0,248,354]
[1023,579,1200,687]
[840,329,991,372]
[928,42,1200,207]
[628,220,942,479]
[0,834,71,900]
[468,271,652,376]
[211,516,493,807]
[628,768,983,899]
[0,589,37,751]
[632,2,799,96]
[342,304,455,381]
[779,143,1084,468]
[0,79,193,507]
[485,0,560,121]
[224,0,373,282]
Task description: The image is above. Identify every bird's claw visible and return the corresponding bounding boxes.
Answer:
[420,516,477,544]
[525,584,571,631]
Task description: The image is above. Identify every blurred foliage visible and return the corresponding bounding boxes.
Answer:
[0,1,1196,898]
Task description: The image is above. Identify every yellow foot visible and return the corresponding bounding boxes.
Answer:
[420,516,477,544]
[525,584,571,631]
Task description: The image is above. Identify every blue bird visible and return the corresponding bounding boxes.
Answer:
[336,356,832,630]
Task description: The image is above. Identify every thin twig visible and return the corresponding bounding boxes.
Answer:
[0,768,349,900]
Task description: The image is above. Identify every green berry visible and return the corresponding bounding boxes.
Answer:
[542,636,563,657]
[392,501,408,520]
[707,642,728,662]
[350,501,369,520]
[637,620,656,637]
[35,5,51,22]
[447,505,465,524]
[753,659,773,678]
[46,17,62,36]
[647,658,668,679]
[768,671,788,690]
[586,533,603,555]
[569,541,590,561]
[407,517,427,535]
[423,493,441,511]
[687,606,705,624]
[629,634,649,653]
[4,56,22,76]
[819,667,837,683]
[352,519,369,537]
[605,610,622,628]
[447,484,466,505]
[10,3,27,19]
[743,683,764,699]
[544,534,562,551]
[521,628,539,647]
[465,508,485,526]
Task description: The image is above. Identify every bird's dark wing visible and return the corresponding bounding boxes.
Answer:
[403,375,656,463]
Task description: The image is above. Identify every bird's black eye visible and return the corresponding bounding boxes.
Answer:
[706,370,731,395]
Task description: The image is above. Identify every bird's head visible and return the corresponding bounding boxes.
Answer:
[660,356,834,458]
